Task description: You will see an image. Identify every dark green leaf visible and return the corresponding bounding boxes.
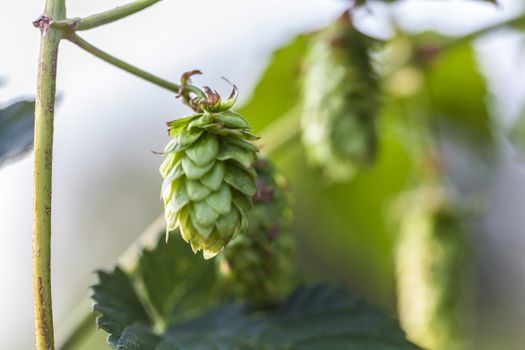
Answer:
[423,42,493,145]
[92,231,219,349]
[92,267,150,348]
[239,35,309,133]
[115,324,161,350]
[0,99,35,166]
[138,233,218,325]
[92,234,419,349]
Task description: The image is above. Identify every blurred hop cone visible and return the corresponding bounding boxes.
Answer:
[301,11,379,182]
[160,85,259,259]
[218,158,294,303]
[395,186,472,350]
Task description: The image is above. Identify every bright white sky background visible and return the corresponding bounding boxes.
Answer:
[1,0,525,348]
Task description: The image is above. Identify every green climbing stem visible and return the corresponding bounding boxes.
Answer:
[33,1,66,349]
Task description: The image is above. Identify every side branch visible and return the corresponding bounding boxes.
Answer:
[55,0,162,31]
[66,33,205,98]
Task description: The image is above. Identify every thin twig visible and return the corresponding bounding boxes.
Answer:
[66,33,205,98]
[52,0,162,31]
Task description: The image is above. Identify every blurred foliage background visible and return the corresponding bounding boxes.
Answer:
[2,0,525,349]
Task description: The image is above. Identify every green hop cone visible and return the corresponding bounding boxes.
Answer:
[395,186,472,350]
[301,11,379,181]
[218,158,294,302]
[160,82,259,259]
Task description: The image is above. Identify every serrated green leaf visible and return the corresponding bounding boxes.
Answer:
[138,234,218,324]
[115,324,161,350]
[0,99,35,166]
[95,269,420,350]
[93,231,419,350]
[92,267,150,348]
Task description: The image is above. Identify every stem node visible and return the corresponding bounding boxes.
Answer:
[33,15,52,33]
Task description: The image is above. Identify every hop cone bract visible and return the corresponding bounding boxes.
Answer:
[395,186,471,350]
[218,158,294,302]
[302,13,379,181]
[160,87,259,259]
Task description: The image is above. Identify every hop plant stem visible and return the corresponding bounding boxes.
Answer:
[32,1,66,349]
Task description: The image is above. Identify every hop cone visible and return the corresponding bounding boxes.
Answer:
[302,12,379,181]
[218,158,294,302]
[160,85,259,259]
[395,187,471,350]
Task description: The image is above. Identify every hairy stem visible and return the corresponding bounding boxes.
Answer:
[33,1,66,349]
[66,33,205,98]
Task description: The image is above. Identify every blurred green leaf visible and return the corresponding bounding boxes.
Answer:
[239,35,309,133]
[239,33,415,307]
[423,43,492,145]
[93,246,420,350]
[276,111,413,308]
[158,285,420,349]
[0,99,35,166]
